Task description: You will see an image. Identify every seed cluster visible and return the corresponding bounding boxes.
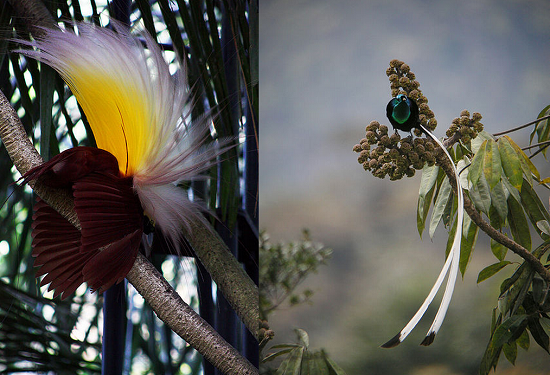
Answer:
[447,110,484,144]
[353,59,484,180]
[353,121,436,180]
[387,59,436,136]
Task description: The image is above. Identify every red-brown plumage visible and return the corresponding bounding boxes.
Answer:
[24,147,144,298]
[21,147,120,188]
[31,198,98,299]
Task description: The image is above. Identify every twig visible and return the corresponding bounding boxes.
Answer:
[0,88,257,375]
[522,140,550,151]
[434,148,550,282]
[2,1,259,372]
[493,114,550,137]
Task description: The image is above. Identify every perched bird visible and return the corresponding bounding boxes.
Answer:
[17,23,231,299]
[386,94,419,133]
[382,94,464,347]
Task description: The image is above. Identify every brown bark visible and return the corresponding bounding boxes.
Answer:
[435,145,550,282]
[1,1,259,372]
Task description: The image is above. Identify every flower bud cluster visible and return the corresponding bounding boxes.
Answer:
[353,120,436,180]
[355,60,485,180]
[387,59,436,136]
[446,110,484,145]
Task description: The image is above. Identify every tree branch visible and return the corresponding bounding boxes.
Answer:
[189,221,259,339]
[433,147,550,282]
[2,1,259,372]
[492,114,550,137]
[0,88,257,374]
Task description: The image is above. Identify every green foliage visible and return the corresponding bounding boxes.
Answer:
[262,329,347,375]
[259,230,332,320]
[0,1,253,373]
[412,101,550,373]
[418,127,550,274]
[260,231,348,374]
[530,104,550,159]
[480,245,550,375]
[0,279,101,373]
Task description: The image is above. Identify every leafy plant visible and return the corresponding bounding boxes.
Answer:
[259,230,347,374]
[260,230,332,320]
[262,329,346,375]
[353,59,550,373]
[0,0,257,374]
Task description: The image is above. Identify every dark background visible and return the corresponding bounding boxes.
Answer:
[260,1,550,373]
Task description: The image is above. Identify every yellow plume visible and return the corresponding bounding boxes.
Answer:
[21,24,185,176]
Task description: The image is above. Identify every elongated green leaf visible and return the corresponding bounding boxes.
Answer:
[507,195,531,251]
[498,136,523,190]
[517,327,530,350]
[531,104,550,144]
[269,344,302,350]
[488,205,504,231]
[313,352,330,375]
[134,0,158,37]
[469,139,486,188]
[263,347,297,363]
[540,318,550,339]
[480,339,502,375]
[520,180,550,239]
[429,175,452,238]
[324,356,348,375]
[536,111,550,158]
[532,275,547,304]
[484,139,501,189]
[460,214,479,276]
[445,198,458,258]
[491,238,508,261]
[295,328,309,349]
[537,220,550,236]
[301,351,315,374]
[417,164,440,236]
[503,341,517,365]
[457,158,472,190]
[442,186,455,227]
[276,347,304,375]
[480,308,504,375]
[490,180,508,222]
[508,136,540,182]
[472,130,495,154]
[39,64,56,159]
[492,315,528,348]
[470,173,492,215]
[478,261,512,283]
[501,174,521,205]
[418,164,440,199]
[509,272,534,316]
[528,318,550,353]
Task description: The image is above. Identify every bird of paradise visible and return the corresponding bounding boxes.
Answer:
[17,23,231,299]
[383,94,464,346]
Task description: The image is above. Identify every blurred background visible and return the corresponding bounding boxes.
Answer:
[260,0,550,374]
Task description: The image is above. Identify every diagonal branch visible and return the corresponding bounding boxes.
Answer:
[0,88,257,375]
[4,0,258,372]
[433,147,550,282]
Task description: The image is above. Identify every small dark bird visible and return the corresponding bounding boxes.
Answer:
[382,94,464,347]
[386,94,420,132]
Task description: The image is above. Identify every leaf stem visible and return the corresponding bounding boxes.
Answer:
[434,148,550,282]
[521,140,550,151]
[493,114,550,137]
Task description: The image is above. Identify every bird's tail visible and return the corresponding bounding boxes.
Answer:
[381,125,464,347]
